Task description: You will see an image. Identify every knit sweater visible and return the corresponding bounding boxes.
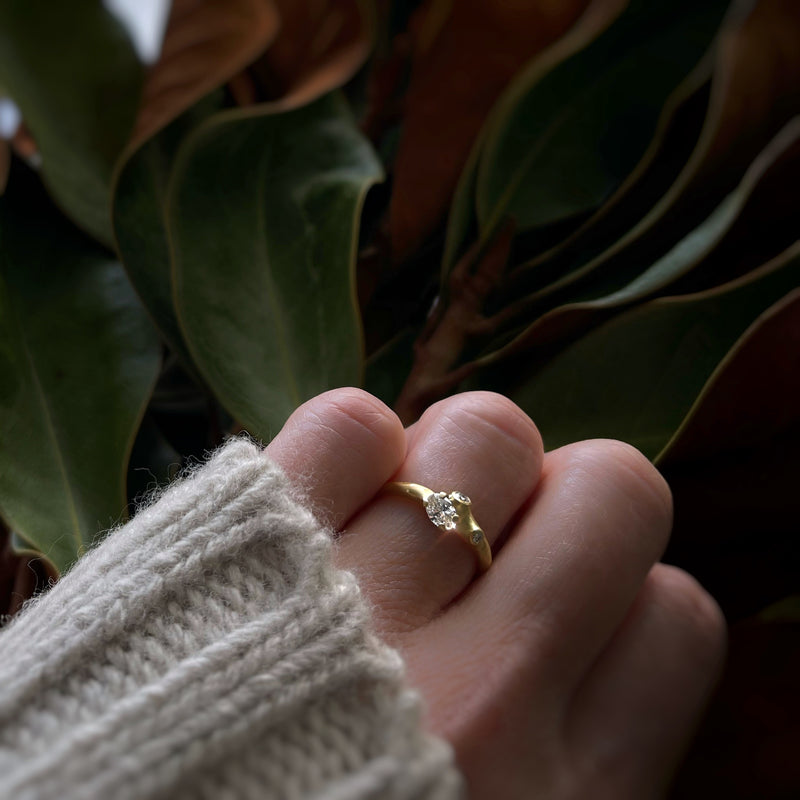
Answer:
[0,438,464,799]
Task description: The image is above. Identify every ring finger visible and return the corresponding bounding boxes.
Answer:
[335,391,544,637]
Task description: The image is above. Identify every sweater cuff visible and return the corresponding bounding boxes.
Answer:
[0,436,464,800]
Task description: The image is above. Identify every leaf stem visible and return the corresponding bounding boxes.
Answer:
[393,220,515,423]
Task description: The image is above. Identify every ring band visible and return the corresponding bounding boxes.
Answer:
[383,482,492,572]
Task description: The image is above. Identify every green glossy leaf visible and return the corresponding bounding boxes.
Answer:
[113,93,225,375]
[475,0,731,237]
[440,2,627,273]
[489,118,800,355]
[0,164,161,572]
[501,66,712,300]
[0,1,144,244]
[498,241,800,460]
[171,93,383,438]
[506,0,800,309]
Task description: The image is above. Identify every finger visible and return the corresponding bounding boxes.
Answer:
[336,392,544,635]
[440,439,673,691]
[265,388,406,530]
[566,564,727,795]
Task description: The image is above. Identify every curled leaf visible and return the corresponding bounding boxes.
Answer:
[502,64,712,298]
[671,0,800,213]
[475,0,730,238]
[251,0,375,110]
[515,0,800,308]
[489,117,800,353]
[132,0,281,146]
[441,0,627,271]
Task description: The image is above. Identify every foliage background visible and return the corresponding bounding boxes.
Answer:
[1,0,798,795]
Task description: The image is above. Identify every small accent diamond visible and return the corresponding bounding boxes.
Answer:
[471,531,483,544]
[425,492,458,530]
[450,491,471,505]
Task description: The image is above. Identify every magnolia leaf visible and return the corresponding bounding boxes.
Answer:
[515,0,800,309]
[441,0,627,272]
[502,65,712,299]
[251,0,375,110]
[657,290,800,618]
[488,118,800,354]
[491,242,800,460]
[389,0,591,261]
[114,0,375,370]
[0,1,143,244]
[170,93,383,438]
[474,0,730,238]
[131,0,280,147]
[113,93,225,375]
[659,288,800,464]
[0,165,161,572]
[665,0,800,220]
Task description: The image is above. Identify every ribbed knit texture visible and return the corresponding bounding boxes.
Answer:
[0,438,464,800]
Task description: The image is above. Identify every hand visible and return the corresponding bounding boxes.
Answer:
[266,388,726,799]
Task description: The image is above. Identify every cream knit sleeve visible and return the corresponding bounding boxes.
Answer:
[0,437,464,800]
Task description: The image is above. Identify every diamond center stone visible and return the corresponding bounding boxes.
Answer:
[425,492,458,530]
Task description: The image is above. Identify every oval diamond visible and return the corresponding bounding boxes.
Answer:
[425,492,458,530]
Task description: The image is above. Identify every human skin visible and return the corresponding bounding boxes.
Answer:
[266,387,727,799]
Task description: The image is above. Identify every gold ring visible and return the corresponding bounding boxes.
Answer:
[383,482,492,572]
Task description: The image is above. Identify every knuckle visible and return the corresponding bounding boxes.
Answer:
[648,565,728,669]
[575,439,672,530]
[429,391,544,465]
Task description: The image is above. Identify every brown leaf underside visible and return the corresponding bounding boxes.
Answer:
[250,0,374,111]
[131,0,281,146]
